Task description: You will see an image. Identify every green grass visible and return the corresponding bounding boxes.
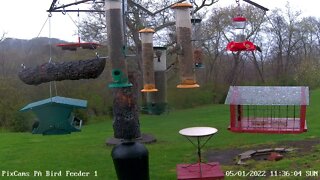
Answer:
[1,89,320,179]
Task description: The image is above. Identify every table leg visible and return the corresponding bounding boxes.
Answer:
[197,137,202,177]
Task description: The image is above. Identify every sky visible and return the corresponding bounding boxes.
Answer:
[0,0,319,42]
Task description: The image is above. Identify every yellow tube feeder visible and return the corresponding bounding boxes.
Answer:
[139,28,158,92]
[171,3,199,89]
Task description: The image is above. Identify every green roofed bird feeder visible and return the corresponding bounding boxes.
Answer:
[20,96,87,135]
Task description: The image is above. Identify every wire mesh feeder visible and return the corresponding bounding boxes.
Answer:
[225,86,309,134]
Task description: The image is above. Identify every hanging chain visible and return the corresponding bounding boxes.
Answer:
[48,15,58,97]
[235,0,242,16]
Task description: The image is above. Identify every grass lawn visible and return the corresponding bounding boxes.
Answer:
[1,89,320,179]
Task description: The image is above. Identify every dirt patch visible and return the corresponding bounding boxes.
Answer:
[204,138,320,165]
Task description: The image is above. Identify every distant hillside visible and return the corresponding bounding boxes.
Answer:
[0,37,66,55]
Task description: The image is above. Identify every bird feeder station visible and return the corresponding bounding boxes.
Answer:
[20,96,87,135]
[226,0,256,52]
[225,86,309,134]
[139,28,158,92]
[171,3,199,88]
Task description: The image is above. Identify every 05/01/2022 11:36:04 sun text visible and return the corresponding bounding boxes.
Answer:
[225,170,320,177]
[1,170,98,177]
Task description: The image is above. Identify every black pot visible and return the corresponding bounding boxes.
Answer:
[111,141,149,180]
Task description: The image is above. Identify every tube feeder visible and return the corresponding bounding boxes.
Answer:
[143,46,168,115]
[172,3,199,89]
[20,96,87,135]
[106,0,132,89]
[139,28,158,92]
[191,18,205,69]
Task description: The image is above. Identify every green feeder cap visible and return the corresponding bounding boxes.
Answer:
[108,69,133,88]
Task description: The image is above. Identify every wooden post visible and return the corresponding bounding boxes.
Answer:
[300,105,307,132]
[230,105,236,130]
[106,0,140,139]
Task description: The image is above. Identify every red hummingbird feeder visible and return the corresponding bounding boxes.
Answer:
[226,15,256,52]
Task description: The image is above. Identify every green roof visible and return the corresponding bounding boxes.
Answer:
[20,96,87,111]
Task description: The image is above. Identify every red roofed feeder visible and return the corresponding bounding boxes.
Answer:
[56,37,102,51]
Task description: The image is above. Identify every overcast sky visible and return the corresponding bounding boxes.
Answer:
[0,0,318,42]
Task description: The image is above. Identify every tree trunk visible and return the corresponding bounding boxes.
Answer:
[18,58,106,85]
[112,87,141,139]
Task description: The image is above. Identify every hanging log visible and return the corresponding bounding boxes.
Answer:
[18,57,106,85]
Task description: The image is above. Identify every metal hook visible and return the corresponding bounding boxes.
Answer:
[95,52,100,58]
[62,6,66,15]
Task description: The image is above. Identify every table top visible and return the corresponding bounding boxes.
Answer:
[179,127,218,137]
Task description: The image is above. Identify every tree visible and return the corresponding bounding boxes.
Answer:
[266,4,302,82]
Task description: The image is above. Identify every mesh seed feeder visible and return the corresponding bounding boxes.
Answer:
[172,3,199,88]
[191,18,204,69]
[139,28,158,92]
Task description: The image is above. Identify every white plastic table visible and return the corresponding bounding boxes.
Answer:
[179,127,218,176]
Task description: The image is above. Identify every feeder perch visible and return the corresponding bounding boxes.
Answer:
[225,86,309,134]
[20,96,87,135]
[226,16,256,52]
[108,69,133,88]
[172,3,199,89]
[139,28,158,92]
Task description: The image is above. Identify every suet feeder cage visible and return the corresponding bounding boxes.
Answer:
[171,3,199,89]
[20,96,87,135]
[225,86,309,134]
[139,28,158,92]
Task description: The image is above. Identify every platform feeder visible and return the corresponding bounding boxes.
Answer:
[225,86,309,134]
[20,96,87,135]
